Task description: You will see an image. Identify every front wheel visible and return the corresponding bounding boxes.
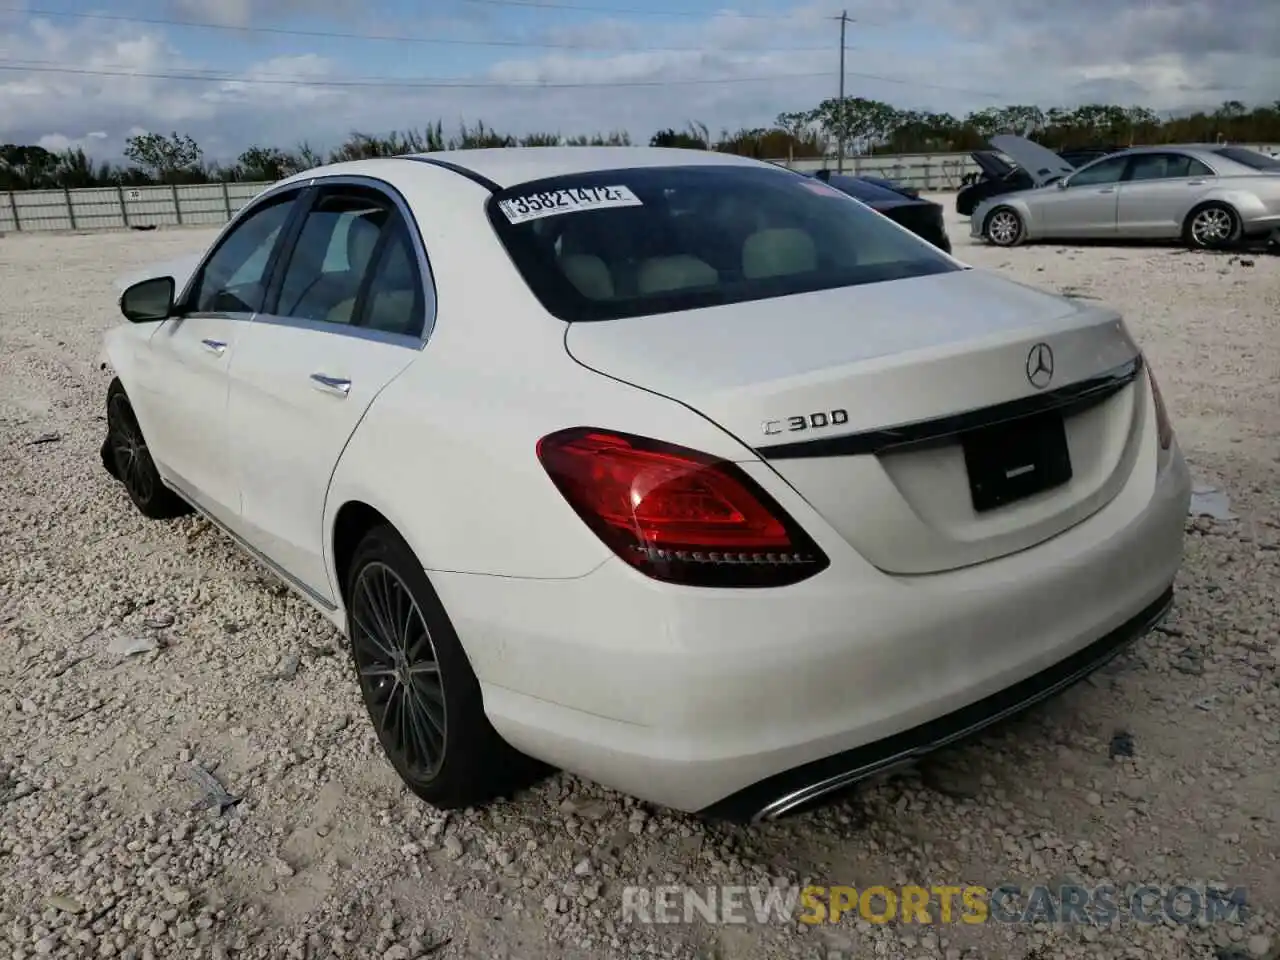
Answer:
[345,524,544,810]
[984,206,1025,247]
[104,380,191,520]
[1183,203,1241,250]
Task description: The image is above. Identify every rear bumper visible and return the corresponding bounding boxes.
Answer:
[435,437,1190,815]
[701,585,1172,821]
[1242,212,1280,239]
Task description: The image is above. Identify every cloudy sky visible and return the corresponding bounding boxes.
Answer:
[0,0,1275,162]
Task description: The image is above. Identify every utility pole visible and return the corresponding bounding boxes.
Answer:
[836,9,848,174]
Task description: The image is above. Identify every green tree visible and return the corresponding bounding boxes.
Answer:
[123,131,203,183]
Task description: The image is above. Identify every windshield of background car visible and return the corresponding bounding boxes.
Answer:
[485,164,959,323]
[1212,147,1280,171]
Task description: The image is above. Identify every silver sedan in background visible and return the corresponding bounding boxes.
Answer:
[971,141,1280,250]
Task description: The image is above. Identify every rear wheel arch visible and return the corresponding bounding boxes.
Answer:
[331,500,393,607]
[339,515,549,808]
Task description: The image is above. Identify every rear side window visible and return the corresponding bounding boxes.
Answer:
[1212,147,1280,171]
[486,164,958,323]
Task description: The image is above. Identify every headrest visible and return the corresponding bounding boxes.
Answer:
[635,255,717,295]
[561,254,614,300]
[742,228,817,280]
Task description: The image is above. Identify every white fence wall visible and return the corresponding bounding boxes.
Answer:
[2,145,1277,234]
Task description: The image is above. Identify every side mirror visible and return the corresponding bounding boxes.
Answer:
[120,277,176,323]
[1056,178,1070,189]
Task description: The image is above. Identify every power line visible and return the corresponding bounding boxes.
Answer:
[2,5,840,52]
[0,60,839,89]
[0,58,1003,96]
[460,0,813,19]
[460,0,895,25]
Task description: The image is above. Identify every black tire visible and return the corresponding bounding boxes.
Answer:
[345,523,544,810]
[1183,202,1241,250]
[104,379,191,520]
[983,206,1025,247]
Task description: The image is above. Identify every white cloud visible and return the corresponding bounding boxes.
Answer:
[0,0,1275,162]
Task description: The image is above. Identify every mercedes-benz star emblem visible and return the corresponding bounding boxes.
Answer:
[1025,342,1054,389]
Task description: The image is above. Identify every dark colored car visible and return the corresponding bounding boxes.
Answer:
[810,170,951,253]
[955,145,1124,216]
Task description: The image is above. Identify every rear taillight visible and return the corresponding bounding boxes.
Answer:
[1146,362,1173,450]
[536,428,829,587]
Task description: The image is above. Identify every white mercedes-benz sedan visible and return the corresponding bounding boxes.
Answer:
[99,147,1191,822]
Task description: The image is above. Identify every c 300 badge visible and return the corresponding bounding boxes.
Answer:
[762,409,849,436]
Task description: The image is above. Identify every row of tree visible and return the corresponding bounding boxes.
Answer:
[3,99,1278,191]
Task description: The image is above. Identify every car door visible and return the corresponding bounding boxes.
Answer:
[1115,152,1218,238]
[226,180,432,605]
[1038,154,1130,237]
[135,188,300,521]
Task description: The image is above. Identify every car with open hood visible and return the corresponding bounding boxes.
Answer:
[98,147,1190,823]
[971,143,1280,250]
[957,137,1124,216]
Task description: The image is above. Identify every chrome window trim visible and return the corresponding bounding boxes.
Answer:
[181,172,438,350]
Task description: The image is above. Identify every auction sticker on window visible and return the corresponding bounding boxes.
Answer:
[498,185,642,224]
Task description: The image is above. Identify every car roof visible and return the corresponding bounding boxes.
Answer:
[1115,144,1226,155]
[403,146,766,188]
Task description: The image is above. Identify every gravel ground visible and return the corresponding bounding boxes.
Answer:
[1,199,1278,960]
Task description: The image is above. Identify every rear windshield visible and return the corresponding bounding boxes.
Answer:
[485,164,959,323]
[1212,147,1280,171]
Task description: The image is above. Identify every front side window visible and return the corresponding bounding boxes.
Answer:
[1067,155,1129,187]
[189,194,295,314]
[486,165,959,323]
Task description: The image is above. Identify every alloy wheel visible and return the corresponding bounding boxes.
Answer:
[108,394,156,505]
[1191,207,1232,247]
[987,210,1020,245]
[350,560,447,778]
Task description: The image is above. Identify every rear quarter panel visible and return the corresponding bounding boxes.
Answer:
[322,163,758,589]
[1206,176,1280,230]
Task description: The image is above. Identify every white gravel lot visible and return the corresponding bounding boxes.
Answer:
[1,198,1278,960]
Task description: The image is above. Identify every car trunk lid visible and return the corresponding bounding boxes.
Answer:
[564,269,1147,575]
[970,150,1014,180]
[990,134,1077,187]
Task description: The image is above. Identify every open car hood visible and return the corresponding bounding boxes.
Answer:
[113,252,203,297]
[970,150,1015,179]
[989,134,1076,187]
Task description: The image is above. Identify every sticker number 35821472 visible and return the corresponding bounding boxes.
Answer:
[498,185,642,224]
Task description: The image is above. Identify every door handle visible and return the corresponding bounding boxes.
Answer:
[1188,179,1205,185]
[201,338,227,355]
[1097,188,1114,194]
[310,373,351,397]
